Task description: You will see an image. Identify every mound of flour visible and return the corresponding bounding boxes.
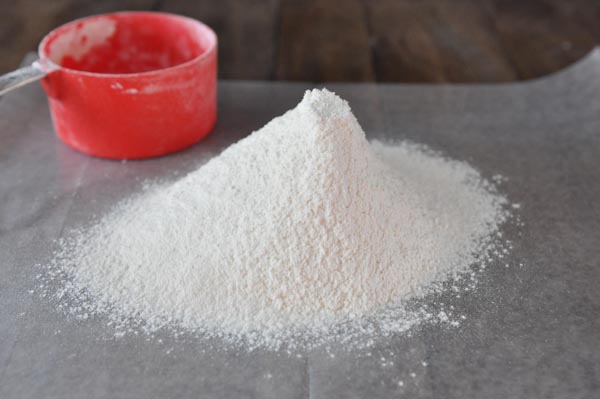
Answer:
[49,89,507,348]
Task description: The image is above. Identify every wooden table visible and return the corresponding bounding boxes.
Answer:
[1,0,598,82]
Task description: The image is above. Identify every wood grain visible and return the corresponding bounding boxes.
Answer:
[275,0,375,82]
[364,0,518,82]
[0,0,598,82]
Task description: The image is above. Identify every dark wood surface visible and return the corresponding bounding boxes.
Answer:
[1,0,598,82]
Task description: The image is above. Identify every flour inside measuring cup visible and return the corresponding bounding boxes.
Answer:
[47,17,117,64]
[43,89,511,350]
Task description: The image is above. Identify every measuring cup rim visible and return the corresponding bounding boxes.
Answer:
[37,11,218,78]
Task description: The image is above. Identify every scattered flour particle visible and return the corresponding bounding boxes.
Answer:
[438,311,450,323]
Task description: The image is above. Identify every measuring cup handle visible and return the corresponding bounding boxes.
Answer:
[0,61,49,96]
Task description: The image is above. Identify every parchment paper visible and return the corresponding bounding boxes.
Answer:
[1,50,599,399]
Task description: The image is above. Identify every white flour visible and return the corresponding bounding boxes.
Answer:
[46,89,509,350]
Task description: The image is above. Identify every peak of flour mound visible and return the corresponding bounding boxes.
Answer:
[300,88,353,119]
[48,88,509,350]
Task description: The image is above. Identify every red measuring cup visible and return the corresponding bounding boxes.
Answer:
[0,12,217,159]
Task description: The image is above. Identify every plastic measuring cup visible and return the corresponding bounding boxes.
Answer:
[0,12,217,159]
